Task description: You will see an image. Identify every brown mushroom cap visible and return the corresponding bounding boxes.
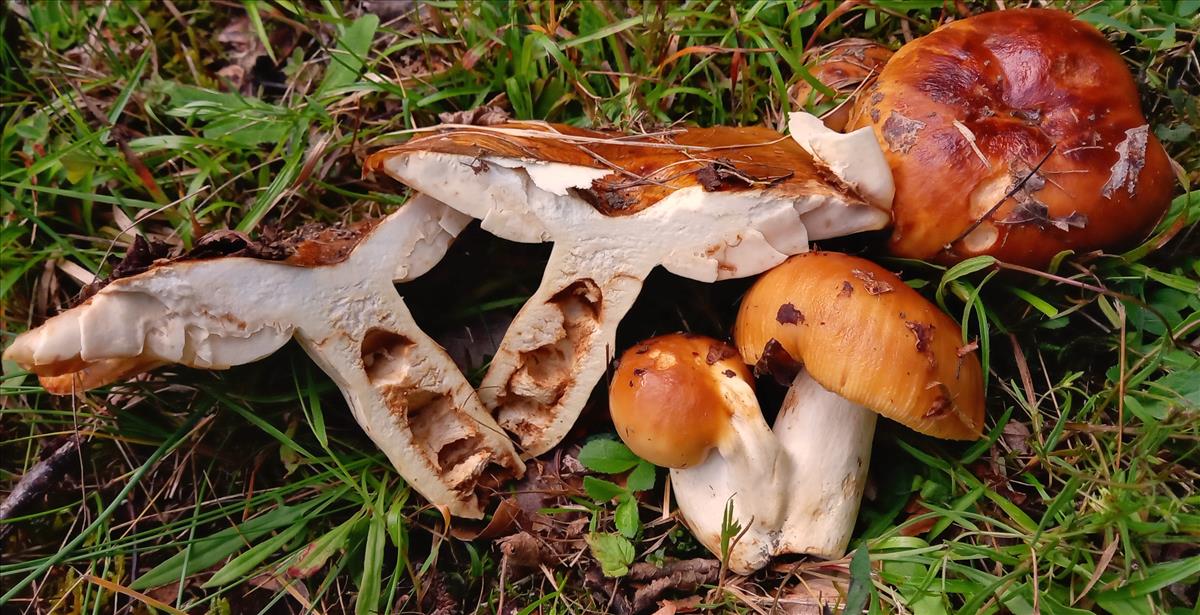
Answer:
[609,334,756,468]
[847,8,1175,267]
[791,38,894,131]
[365,122,875,218]
[734,252,984,440]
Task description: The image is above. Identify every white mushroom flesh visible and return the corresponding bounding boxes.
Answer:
[4,195,522,518]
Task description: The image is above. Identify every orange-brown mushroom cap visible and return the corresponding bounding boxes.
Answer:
[734,252,984,440]
[609,334,756,468]
[365,122,880,218]
[847,8,1175,268]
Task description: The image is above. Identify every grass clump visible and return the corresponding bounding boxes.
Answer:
[2,1,1198,614]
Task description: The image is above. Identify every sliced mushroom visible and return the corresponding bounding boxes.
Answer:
[847,8,1176,267]
[609,252,984,574]
[4,195,523,518]
[365,115,894,457]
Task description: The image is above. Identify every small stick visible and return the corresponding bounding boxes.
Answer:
[943,145,1058,252]
[0,435,83,534]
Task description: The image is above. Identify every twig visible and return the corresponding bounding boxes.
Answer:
[379,123,791,152]
[0,435,83,537]
[943,145,1057,251]
[0,411,206,604]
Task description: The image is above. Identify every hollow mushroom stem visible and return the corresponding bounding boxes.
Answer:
[772,371,876,559]
[482,242,654,453]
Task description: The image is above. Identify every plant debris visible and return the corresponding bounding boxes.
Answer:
[999,201,1089,232]
[851,268,893,295]
[1101,124,1149,198]
[754,338,804,386]
[628,559,719,613]
[881,110,925,153]
[705,342,738,365]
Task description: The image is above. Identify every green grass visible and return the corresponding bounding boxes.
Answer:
[1,1,1197,613]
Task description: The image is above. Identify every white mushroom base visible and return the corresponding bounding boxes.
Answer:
[672,371,876,574]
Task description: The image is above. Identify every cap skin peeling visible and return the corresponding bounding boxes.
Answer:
[4,195,523,519]
[609,253,984,574]
[847,8,1175,267]
[365,115,894,458]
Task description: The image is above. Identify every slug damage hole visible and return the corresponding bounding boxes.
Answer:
[497,279,602,438]
[361,329,490,494]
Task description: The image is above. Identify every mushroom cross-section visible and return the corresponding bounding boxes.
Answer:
[365,115,894,457]
[609,252,984,574]
[847,8,1176,267]
[3,195,524,519]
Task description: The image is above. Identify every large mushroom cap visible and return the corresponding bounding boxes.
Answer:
[366,121,893,224]
[848,8,1175,267]
[734,252,984,440]
[609,334,756,468]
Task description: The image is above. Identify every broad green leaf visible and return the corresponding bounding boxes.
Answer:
[842,544,872,615]
[578,438,640,473]
[625,461,656,492]
[586,532,635,577]
[319,14,379,96]
[614,497,640,538]
[583,476,626,503]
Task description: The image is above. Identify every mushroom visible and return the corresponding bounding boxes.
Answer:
[790,38,893,131]
[846,8,1176,267]
[3,195,524,518]
[365,115,895,457]
[609,333,787,573]
[609,252,984,574]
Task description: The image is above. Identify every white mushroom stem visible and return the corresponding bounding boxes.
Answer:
[773,371,877,559]
[669,371,875,574]
[670,374,788,574]
[4,196,522,518]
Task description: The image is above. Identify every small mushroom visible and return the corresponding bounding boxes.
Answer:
[790,38,893,131]
[609,252,984,574]
[847,8,1176,267]
[4,195,524,518]
[366,115,894,457]
[609,334,786,573]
